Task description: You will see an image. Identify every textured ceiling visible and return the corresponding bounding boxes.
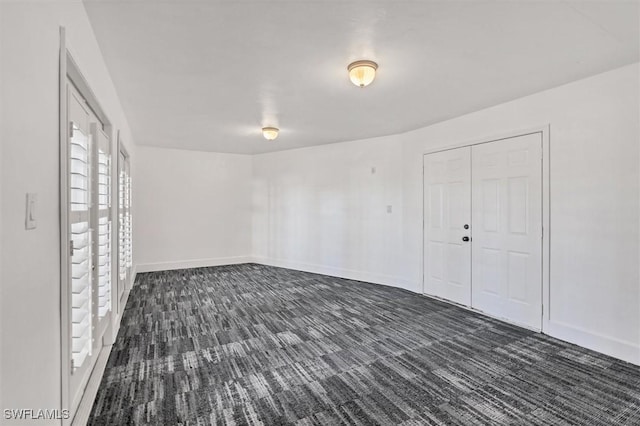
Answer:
[84,1,639,154]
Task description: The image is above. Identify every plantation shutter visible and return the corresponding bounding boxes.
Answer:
[118,151,132,295]
[118,158,126,283]
[125,162,132,274]
[68,90,92,371]
[65,64,115,421]
[93,126,112,320]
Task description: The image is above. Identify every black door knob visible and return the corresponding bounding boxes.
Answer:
[464,224,469,229]
[462,236,470,242]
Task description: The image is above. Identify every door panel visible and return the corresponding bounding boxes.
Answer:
[423,147,472,305]
[471,133,542,330]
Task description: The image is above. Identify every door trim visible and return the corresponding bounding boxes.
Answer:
[59,27,115,426]
[59,26,69,426]
[422,125,550,333]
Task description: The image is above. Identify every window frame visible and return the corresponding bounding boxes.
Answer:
[59,27,118,425]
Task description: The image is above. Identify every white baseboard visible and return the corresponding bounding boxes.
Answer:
[71,344,112,426]
[546,319,640,366]
[131,264,137,287]
[136,256,252,273]
[251,256,417,293]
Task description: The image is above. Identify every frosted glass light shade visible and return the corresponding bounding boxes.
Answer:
[348,60,378,87]
[262,127,279,140]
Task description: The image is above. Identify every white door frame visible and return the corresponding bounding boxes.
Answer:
[422,125,550,333]
[59,27,115,426]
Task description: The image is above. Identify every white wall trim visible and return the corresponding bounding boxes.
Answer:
[131,264,137,286]
[113,288,131,333]
[546,320,640,366]
[71,344,112,426]
[59,26,71,426]
[418,124,550,156]
[251,256,416,292]
[136,256,253,273]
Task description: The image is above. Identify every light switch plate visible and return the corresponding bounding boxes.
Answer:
[25,193,37,230]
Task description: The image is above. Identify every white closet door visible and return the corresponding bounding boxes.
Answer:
[423,147,472,306]
[471,133,542,330]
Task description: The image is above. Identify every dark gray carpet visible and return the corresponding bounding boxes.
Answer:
[89,263,640,425]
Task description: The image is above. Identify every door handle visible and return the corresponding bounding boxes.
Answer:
[462,236,470,242]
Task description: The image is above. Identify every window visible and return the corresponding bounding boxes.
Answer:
[65,80,114,416]
[118,144,132,303]
[68,90,92,371]
[93,125,112,320]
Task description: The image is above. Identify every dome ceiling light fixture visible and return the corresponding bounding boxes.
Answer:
[262,126,279,141]
[347,60,378,88]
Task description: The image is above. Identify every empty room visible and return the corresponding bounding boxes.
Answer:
[1,0,639,425]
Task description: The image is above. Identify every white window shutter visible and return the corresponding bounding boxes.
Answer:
[69,112,92,370]
[119,168,127,282]
[96,131,111,318]
[125,171,132,270]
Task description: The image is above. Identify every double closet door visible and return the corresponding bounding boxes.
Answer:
[423,132,542,330]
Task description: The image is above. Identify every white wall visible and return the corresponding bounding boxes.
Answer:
[0,1,136,423]
[252,134,408,286]
[252,63,640,365]
[133,146,252,272]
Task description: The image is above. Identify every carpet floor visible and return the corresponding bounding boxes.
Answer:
[89,264,640,425]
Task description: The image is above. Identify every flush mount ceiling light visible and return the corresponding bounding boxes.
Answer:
[347,60,378,87]
[262,127,279,140]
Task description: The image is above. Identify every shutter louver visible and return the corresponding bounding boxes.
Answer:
[97,141,111,318]
[117,148,132,303]
[125,173,132,270]
[119,168,127,282]
[70,128,89,212]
